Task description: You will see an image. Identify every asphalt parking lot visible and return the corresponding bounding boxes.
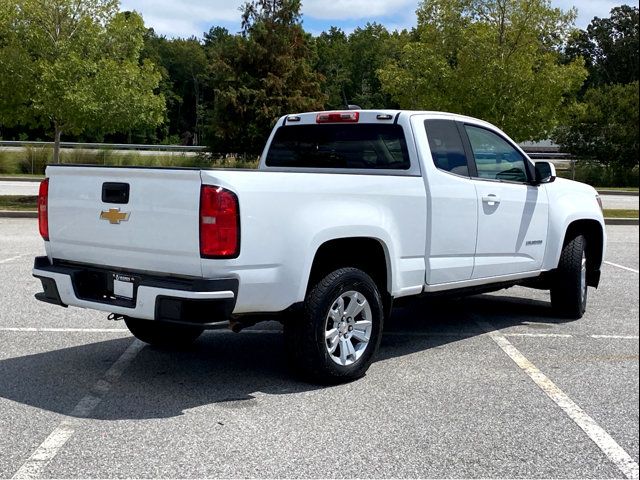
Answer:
[0,219,638,479]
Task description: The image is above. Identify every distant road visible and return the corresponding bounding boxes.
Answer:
[602,194,639,210]
[0,181,39,196]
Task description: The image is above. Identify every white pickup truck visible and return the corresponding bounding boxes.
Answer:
[33,110,606,383]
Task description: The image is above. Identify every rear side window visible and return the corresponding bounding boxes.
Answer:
[265,124,411,170]
[464,125,529,183]
[424,120,469,176]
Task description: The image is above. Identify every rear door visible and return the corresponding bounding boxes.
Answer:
[461,124,549,279]
[47,166,204,277]
[418,117,478,285]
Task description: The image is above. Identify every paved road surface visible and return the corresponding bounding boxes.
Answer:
[0,220,637,478]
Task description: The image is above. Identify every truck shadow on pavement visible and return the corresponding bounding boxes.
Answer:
[0,293,576,420]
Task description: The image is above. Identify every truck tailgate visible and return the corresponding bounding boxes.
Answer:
[46,166,203,277]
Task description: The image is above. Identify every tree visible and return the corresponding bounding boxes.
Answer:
[314,27,352,109]
[208,0,325,153]
[314,24,410,110]
[556,6,638,173]
[554,82,638,171]
[378,0,588,141]
[565,5,639,90]
[0,0,165,162]
[348,24,410,109]
[144,33,207,144]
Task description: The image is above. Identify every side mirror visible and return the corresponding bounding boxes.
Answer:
[535,161,557,184]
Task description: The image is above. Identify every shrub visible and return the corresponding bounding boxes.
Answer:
[559,161,639,188]
[0,152,19,174]
[18,147,51,175]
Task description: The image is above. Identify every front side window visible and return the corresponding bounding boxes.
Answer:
[465,125,529,183]
[424,119,469,176]
[265,124,411,170]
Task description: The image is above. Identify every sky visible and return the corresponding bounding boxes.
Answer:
[119,0,640,39]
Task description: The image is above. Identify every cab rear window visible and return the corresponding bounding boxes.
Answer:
[265,124,411,170]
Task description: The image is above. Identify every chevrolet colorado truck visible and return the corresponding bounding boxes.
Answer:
[33,110,606,383]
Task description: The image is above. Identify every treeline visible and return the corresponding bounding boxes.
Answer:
[0,0,638,169]
[141,21,409,152]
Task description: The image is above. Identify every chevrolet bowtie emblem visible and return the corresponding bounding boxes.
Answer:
[100,208,130,225]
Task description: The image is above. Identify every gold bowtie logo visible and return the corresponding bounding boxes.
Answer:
[100,208,130,225]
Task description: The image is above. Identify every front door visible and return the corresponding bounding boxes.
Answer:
[461,123,549,279]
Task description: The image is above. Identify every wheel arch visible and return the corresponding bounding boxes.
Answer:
[561,219,605,288]
[304,237,393,316]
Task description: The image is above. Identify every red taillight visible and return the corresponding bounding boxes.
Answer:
[38,178,49,241]
[200,185,240,258]
[316,112,360,124]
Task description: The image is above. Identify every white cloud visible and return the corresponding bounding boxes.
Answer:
[553,0,640,27]
[120,0,242,37]
[120,0,639,38]
[303,0,416,20]
[121,0,420,37]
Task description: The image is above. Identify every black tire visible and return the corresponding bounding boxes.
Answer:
[550,235,588,319]
[124,317,204,348]
[284,268,384,384]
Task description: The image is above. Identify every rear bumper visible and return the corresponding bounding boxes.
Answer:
[33,257,238,325]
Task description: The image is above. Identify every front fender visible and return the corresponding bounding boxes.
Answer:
[543,181,607,271]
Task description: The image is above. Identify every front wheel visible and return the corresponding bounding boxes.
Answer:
[550,235,588,319]
[284,268,384,384]
[124,317,204,348]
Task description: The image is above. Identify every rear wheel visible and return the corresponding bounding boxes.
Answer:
[284,268,384,384]
[550,235,588,319]
[124,317,204,348]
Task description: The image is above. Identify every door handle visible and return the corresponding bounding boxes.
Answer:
[482,194,501,206]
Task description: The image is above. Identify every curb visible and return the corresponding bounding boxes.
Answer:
[0,210,38,218]
[604,218,639,226]
[598,190,640,197]
[0,176,43,183]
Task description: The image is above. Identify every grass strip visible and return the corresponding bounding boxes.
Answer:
[597,187,639,192]
[603,209,639,219]
[0,195,37,211]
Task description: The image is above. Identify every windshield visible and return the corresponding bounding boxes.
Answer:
[265,124,411,170]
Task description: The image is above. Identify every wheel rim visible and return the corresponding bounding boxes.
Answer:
[324,290,373,367]
[580,252,588,306]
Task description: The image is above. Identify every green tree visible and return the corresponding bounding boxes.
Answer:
[556,6,638,174]
[208,0,325,153]
[0,0,165,161]
[565,5,639,90]
[144,32,207,144]
[554,82,639,171]
[379,0,587,141]
[348,24,413,109]
[314,27,352,109]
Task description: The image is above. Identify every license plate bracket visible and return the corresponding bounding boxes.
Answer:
[112,273,136,300]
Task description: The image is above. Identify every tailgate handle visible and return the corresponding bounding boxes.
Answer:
[102,183,130,204]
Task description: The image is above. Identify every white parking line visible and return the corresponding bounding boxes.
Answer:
[477,320,639,480]
[0,254,27,265]
[11,340,145,479]
[0,327,128,333]
[591,335,640,340]
[504,333,573,338]
[605,261,640,274]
